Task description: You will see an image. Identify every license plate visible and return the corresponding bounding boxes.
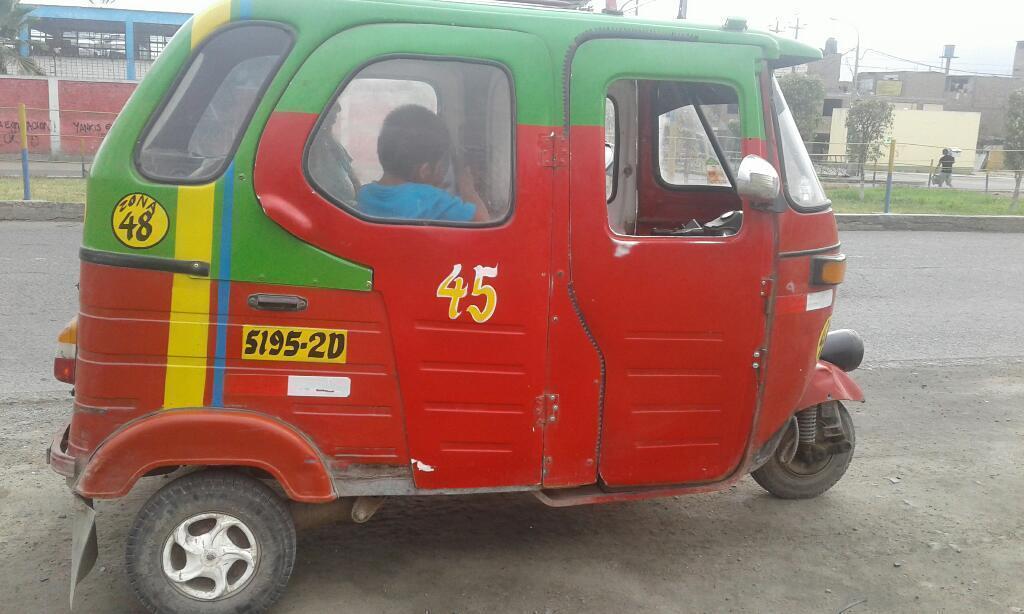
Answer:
[241,325,348,363]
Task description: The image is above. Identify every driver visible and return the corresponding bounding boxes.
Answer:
[357,104,488,222]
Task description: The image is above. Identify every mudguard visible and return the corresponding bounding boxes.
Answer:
[796,360,865,409]
[74,409,335,502]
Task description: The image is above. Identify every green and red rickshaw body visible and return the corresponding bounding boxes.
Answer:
[52,0,861,505]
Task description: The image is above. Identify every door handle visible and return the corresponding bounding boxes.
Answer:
[247,293,308,312]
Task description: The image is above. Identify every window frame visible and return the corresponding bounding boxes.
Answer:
[605,94,620,204]
[651,82,740,193]
[769,77,833,213]
[133,21,295,186]
[301,54,518,229]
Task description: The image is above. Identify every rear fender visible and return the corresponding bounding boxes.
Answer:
[74,409,335,502]
[796,361,865,409]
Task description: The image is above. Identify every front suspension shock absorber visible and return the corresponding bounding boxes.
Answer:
[796,406,818,446]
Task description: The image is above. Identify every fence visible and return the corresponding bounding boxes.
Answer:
[809,141,1024,192]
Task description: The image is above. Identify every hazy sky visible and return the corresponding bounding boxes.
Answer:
[40,0,1024,77]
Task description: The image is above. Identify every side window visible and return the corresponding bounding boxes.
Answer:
[606,79,744,238]
[307,58,514,226]
[137,24,292,183]
[656,83,741,187]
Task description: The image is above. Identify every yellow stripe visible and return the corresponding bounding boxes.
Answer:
[191,0,231,49]
[163,184,217,409]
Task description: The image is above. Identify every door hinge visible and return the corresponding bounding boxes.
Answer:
[539,132,568,168]
[536,392,560,427]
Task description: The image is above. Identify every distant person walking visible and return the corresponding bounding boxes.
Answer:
[935,148,955,187]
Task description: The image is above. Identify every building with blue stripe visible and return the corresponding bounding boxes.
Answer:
[19,4,191,81]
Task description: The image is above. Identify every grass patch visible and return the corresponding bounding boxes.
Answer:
[0,177,86,203]
[827,186,1022,215]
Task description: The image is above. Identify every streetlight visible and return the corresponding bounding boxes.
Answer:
[830,16,861,99]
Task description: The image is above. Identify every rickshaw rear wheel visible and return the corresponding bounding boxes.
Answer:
[125,469,296,614]
[752,403,855,500]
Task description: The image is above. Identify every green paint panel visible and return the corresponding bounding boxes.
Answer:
[84,23,192,258]
[84,10,372,291]
[275,24,555,127]
[570,39,765,139]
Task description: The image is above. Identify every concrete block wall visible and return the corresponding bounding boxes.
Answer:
[0,75,136,157]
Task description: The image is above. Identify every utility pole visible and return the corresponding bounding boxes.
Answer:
[769,18,782,34]
[676,0,686,19]
[789,17,804,40]
[829,17,861,100]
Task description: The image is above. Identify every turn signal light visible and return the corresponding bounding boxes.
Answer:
[54,357,75,384]
[54,316,78,385]
[811,254,846,286]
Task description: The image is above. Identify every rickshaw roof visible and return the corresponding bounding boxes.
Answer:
[237,0,822,68]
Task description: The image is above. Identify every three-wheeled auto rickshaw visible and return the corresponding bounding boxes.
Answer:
[47,0,864,610]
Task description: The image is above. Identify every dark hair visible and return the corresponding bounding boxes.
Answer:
[377,104,450,180]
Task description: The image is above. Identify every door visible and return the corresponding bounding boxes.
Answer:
[568,39,774,486]
[254,25,556,489]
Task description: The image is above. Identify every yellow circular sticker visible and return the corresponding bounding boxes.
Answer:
[816,316,832,359]
[112,193,168,249]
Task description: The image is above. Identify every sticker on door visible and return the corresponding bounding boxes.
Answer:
[286,376,351,398]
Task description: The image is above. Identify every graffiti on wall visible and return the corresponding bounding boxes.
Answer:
[0,117,50,151]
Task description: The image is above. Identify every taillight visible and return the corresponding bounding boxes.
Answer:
[54,316,77,385]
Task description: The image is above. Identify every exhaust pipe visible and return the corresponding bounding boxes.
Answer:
[290,496,385,531]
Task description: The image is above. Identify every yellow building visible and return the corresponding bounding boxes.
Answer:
[828,107,981,172]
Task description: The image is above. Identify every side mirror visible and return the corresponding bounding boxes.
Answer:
[735,155,781,204]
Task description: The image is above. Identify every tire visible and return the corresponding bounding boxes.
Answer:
[751,403,856,500]
[126,470,296,614]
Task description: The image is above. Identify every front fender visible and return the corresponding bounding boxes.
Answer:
[74,409,335,502]
[796,360,865,410]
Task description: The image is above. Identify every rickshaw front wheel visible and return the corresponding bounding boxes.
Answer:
[751,403,855,500]
[126,469,296,614]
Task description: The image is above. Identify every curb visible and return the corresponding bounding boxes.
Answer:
[837,213,1024,233]
[0,200,83,222]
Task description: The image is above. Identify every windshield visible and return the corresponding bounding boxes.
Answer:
[772,77,829,209]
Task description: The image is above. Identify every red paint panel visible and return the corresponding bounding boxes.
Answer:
[797,362,864,409]
[568,124,773,487]
[76,409,334,502]
[541,127,603,487]
[755,255,836,446]
[57,80,136,155]
[0,78,50,153]
[777,207,840,254]
[220,282,409,467]
[72,261,172,458]
[255,113,552,489]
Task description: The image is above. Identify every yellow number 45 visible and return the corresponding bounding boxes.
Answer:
[436,264,498,323]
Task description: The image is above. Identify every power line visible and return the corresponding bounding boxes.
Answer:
[863,48,1015,78]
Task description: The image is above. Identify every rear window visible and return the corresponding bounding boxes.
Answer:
[136,24,292,184]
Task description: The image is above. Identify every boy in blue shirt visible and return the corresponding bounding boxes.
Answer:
[358,105,488,222]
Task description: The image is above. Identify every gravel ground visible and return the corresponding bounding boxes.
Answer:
[0,223,1022,613]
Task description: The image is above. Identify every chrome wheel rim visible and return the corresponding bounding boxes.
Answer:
[162,512,259,601]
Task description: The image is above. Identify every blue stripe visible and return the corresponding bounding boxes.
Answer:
[237,0,253,19]
[211,162,235,407]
